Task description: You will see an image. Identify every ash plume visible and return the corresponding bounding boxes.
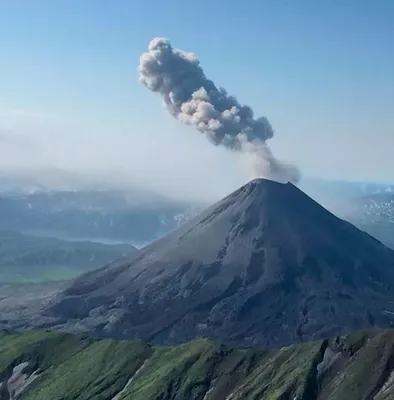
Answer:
[138,37,300,183]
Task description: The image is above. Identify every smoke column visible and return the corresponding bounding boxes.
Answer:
[138,37,300,183]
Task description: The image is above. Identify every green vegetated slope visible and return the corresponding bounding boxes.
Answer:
[1,330,394,399]
[0,230,134,283]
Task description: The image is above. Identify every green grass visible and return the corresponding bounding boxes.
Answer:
[1,329,394,399]
[24,339,151,400]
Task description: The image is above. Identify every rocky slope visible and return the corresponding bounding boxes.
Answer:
[38,178,394,347]
[2,329,394,399]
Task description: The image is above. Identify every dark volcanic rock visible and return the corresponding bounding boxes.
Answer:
[43,179,394,347]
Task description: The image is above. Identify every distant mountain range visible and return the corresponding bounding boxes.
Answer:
[0,230,135,283]
[300,179,394,249]
[0,177,393,248]
[331,193,394,249]
[2,328,394,399]
[300,178,394,204]
[0,189,198,245]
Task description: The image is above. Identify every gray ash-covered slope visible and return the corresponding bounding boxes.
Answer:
[47,179,394,347]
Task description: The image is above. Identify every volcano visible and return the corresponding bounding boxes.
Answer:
[46,179,394,347]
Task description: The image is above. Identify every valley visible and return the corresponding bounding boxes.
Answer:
[0,189,197,245]
[0,230,135,283]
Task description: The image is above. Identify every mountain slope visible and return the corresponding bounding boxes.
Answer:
[0,230,135,283]
[42,178,394,347]
[334,193,394,250]
[2,329,394,399]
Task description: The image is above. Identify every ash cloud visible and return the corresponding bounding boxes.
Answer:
[138,37,300,183]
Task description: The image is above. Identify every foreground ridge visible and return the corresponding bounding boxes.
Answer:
[1,329,394,399]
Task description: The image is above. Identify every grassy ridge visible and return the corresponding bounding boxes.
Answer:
[1,330,394,399]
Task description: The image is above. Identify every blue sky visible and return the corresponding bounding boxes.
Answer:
[0,1,393,200]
